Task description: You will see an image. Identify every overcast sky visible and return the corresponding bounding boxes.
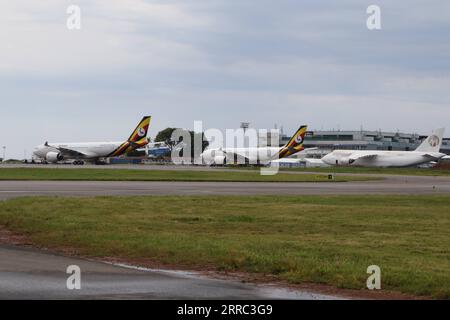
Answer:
[1,0,449,158]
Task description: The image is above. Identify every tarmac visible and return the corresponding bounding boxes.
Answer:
[1,175,450,200]
[0,244,341,300]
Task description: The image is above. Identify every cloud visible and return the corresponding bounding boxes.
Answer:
[0,0,209,74]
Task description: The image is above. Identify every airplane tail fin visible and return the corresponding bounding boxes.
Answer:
[415,128,445,153]
[128,116,152,142]
[276,125,308,159]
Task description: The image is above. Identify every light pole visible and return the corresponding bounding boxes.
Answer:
[240,122,250,148]
[240,122,250,133]
[2,146,5,162]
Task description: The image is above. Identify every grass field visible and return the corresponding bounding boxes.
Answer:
[282,167,450,176]
[0,168,374,182]
[224,165,450,176]
[0,195,449,298]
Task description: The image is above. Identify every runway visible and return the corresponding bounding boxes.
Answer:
[0,244,340,299]
[1,175,450,199]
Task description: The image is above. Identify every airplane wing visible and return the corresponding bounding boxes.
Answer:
[422,153,444,160]
[224,147,318,162]
[44,142,90,158]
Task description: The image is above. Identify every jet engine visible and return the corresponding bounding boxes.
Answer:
[213,155,226,165]
[46,151,63,163]
[201,149,226,166]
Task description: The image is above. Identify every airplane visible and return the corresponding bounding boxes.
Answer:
[33,116,151,165]
[201,125,311,165]
[322,128,446,167]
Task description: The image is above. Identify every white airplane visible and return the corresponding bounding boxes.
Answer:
[33,116,151,165]
[201,125,311,165]
[322,128,446,167]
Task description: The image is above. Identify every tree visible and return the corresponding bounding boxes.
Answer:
[154,127,209,159]
[155,128,177,145]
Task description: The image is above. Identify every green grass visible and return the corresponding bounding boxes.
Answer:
[225,165,450,176]
[0,168,374,182]
[281,167,450,176]
[0,195,449,298]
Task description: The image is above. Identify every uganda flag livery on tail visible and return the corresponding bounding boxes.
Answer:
[108,116,152,157]
[275,125,307,159]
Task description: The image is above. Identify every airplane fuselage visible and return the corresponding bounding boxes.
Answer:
[33,141,127,161]
[322,150,446,167]
[201,147,283,165]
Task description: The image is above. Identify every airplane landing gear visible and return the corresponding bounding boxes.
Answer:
[94,159,107,165]
[73,160,85,165]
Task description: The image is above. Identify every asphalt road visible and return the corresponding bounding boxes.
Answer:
[1,175,450,200]
[0,244,340,300]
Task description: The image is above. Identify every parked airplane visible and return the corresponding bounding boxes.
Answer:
[201,125,310,165]
[322,128,446,167]
[33,116,151,165]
